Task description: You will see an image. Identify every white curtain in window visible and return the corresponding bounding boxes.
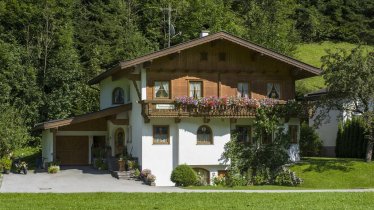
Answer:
[154,82,161,98]
[189,82,201,98]
[267,83,273,96]
[237,83,249,98]
[163,81,169,97]
[274,83,280,97]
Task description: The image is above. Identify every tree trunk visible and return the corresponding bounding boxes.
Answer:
[365,135,373,162]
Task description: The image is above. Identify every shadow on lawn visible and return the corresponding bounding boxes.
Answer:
[299,158,355,173]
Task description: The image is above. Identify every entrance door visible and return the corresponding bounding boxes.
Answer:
[56,136,89,165]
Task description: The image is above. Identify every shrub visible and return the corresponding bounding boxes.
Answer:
[48,165,60,174]
[133,168,140,178]
[170,164,197,187]
[274,166,303,186]
[224,172,248,187]
[213,175,226,186]
[251,167,271,185]
[0,157,12,171]
[336,118,366,158]
[195,173,208,186]
[299,123,323,156]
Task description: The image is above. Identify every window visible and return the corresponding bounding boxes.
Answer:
[197,125,213,144]
[112,87,124,104]
[289,125,298,144]
[153,125,169,144]
[267,83,281,99]
[154,81,170,98]
[236,126,252,143]
[261,130,272,144]
[189,81,203,99]
[237,83,249,98]
[200,52,208,61]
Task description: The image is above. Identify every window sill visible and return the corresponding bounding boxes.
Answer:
[153,142,170,145]
[196,142,213,145]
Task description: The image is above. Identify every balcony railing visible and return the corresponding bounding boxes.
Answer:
[141,97,286,120]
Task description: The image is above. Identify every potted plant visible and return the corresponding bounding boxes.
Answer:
[1,157,11,174]
[147,174,156,186]
[118,155,125,172]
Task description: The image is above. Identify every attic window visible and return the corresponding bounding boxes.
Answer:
[218,52,226,61]
[200,52,208,61]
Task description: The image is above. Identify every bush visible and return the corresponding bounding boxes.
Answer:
[213,175,226,186]
[170,164,197,187]
[224,172,248,187]
[0,157,12,171]
[133,168,140,178]
[299,123,323,156]
[48,165,60,174]
[274,166,303,186]
[336,118,367,158]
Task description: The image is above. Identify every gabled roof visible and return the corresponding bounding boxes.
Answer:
[34,103,132,130]
[88,31,321,85]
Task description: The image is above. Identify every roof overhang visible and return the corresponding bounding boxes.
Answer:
[88,31,321,85]
[34,103,132,130]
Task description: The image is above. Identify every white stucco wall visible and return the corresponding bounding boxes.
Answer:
[309,108,341,147]
[41,129,54,162]
[99,77,131,110]
[142,118,176,186]
[178,118,231,165]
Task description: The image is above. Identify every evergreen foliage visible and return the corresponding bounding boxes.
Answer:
[335,117,367,158]
[170,164,198,186]
[299,123,322,156]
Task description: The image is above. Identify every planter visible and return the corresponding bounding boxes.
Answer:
[118,160,125,172]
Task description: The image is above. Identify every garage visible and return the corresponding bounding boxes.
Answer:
[56,136,89,165]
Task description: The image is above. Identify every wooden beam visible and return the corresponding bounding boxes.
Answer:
[132,80,142,101]
[110,119,129,125]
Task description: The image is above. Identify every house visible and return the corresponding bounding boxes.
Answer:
[305,88,368,157]
[35,31,321,186]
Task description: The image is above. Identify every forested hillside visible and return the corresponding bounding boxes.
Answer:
[0,0,373,145]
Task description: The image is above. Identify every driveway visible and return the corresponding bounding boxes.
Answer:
[0,166,185,193]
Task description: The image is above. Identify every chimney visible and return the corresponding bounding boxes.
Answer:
[200,30,210,38]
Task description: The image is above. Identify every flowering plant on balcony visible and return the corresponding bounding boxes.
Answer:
[174,96,280,112]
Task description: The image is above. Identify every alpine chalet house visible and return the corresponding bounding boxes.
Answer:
[35,31,321,186]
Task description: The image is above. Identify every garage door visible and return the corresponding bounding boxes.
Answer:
[56,136,89,165]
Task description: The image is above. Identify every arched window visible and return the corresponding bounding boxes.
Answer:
[112,87,124,104]
[197,125,213,144]
[193,168,210,185]
[115,128,125,155]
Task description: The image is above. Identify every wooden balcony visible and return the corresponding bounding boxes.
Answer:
[141,99,261,122]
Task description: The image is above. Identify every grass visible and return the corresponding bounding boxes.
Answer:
[187,157,374,190]
[291,157,374,189]
[293,41,374,95]
[0,193,373,209]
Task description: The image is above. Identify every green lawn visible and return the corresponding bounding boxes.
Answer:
[293,42,374,95]
[0,193,373,209]
[291,157,374,189]
[187,158,374,190]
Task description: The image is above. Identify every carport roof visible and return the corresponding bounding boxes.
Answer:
[34,103,132,130]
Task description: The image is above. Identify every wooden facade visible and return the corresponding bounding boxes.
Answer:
[146,40,295,101]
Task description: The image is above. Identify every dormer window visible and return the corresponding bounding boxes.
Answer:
[237,82,249,98]
[155,81,170,99]
[112,87,124,104]
[267,83,280,99]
